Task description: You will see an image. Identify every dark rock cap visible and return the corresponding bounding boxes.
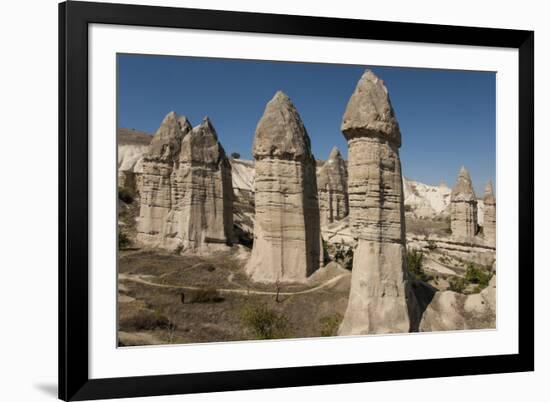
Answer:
[341,70,401,147]
[146,111,190,162]
[179,117,228,165]
[252,91,314,161]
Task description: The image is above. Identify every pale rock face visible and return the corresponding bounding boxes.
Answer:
[117,128,152,193]
[246,91,322,283]
[338,70,418,335]
[137,114,234,252]
[450,167,478,238]
[317,146,349,226]
[420,276,496,331]
[483,181,496,247]
[403,179,452,218]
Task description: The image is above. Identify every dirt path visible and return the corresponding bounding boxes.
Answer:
[119,272,348,296]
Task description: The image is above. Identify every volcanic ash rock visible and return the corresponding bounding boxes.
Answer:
[246,91,322,283]
[420,276,496,331]
[338,70,418,335]
[164,117,234,252]
[137,112,190,245]
[317,146,349,226]
[450,166,478,239]
[483,181,496,247]
[137,114,234,252]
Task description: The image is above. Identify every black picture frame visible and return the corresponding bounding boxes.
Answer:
[59,1,534,400]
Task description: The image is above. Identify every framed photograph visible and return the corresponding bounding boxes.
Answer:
[59,1,534,400]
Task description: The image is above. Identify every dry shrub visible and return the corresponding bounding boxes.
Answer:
[240,303,288,340]
[120,309,173,331]
[191,287,223,303]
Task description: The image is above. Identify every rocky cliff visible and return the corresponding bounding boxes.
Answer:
[117,128,151,191]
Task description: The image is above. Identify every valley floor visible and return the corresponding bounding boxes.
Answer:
[118,248,351,346]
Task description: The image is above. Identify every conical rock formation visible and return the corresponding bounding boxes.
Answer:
[137,113,234,252]
[338,70,418,335]
[317,146,349,226]
[137,112,190,244]
[450,167,478,238]
[246,91,322,283]
[483,181,496,247]
[165,117,234,251]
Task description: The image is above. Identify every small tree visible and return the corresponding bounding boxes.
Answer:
[230,152,241,159]
[407,249,432,282]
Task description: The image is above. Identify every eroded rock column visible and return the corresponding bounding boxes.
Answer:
[338,70,417,335]
[137,111,191,246]
[246,91,322,283]
[317,146,349,226]
[483,181,496,247]
[165,117,234,252]
[450,167,478,239]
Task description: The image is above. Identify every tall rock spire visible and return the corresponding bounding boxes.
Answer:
[338,70,418,335]
[450,166,478,238]
[483,180,496,247]
[246,91,322,283]
[317,146,349,226]
[137,111,191,244]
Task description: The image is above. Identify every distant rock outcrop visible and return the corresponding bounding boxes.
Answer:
[403,179,452,218]
[117,128,152,192]
[450,166,478,238]
[338,70,418,335]
[246,91,322,283]
[483,181,496,247]
[317,146,349,226]
[137,113,234,252]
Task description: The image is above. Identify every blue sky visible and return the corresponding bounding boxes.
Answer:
[118,54,495,196]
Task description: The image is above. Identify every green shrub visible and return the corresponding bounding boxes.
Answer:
[240,303,288,340]
[230,152,241,159]
[322,239,330,263]
[118,232,130,249]
[334,242,354,270]
[448,276,466,293]
[465,263,492,289]
[407,249,433,282]
[319,313,342,337]
[118,187,135,204]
